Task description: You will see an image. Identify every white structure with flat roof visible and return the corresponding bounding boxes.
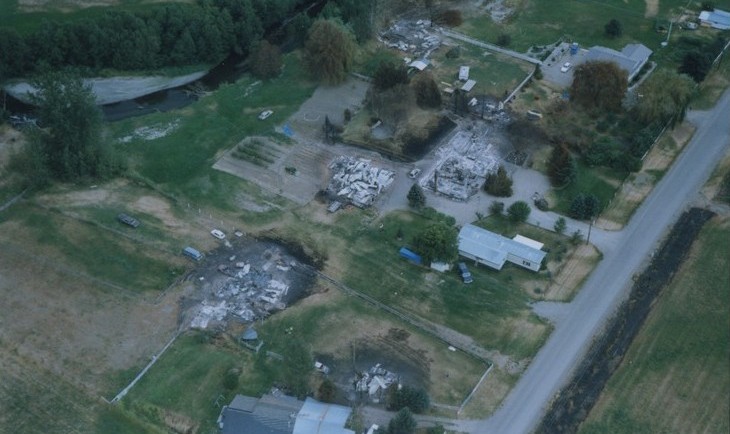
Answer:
[699,9,730,29]
[458,225,546,272]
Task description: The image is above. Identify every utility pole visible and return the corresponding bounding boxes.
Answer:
[586,219,594,245]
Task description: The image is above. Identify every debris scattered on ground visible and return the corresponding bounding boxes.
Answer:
[328,157,395,208]
[423,129,500,201]
[379,19,443,59]
[118,119,180,142]
[353,363,399,403]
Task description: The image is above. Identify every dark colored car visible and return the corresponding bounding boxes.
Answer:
[117,213,140,228]
[458,262,473,284]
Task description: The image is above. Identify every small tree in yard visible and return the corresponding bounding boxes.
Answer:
[570,230,584,245]
[251,40,282,79]
[496,33,511,47]
[407,184,426,208]
[507,201,531,223]
[374,61,409,91]
[489,200,505,216]
[412,222,458,264]
[387,385,430,414]
[386,408,417,434]
[411,72,442,108]
[554,217,567,234]
[604,19,622,39]
[569,193,601,220]
[484,165,513,197]
[317,378,336,403]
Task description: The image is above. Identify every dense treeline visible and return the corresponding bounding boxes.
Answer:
[0,0,377,81]
[0,0,307,80]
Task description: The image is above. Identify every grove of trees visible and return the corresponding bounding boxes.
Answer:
[305,19,356,84]
[570,61,628,113]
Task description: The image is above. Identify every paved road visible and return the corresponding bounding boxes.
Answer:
[454,88,730,434]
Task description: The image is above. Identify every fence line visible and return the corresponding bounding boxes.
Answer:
[440,29,542,65]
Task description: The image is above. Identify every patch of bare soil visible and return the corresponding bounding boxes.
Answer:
[644,0,659,18]
[132,195,182,228]
[0,126,24,169]
[542,244,600,301]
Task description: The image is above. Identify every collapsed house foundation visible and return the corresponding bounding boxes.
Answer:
[327,156,395,208]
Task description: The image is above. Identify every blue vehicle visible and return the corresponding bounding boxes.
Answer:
[458,262,473,284]
[183,246,204,262]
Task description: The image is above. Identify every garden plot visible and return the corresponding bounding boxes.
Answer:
[182,239,317,330]
[422,128,501,201]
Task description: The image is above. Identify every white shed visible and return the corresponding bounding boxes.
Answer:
[459,66,470,81]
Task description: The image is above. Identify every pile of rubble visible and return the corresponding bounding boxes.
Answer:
[378,19,442,58]
[423,130,500,201]
[188,247,309,329]
[328,157,395,208]
[354,364,399,404]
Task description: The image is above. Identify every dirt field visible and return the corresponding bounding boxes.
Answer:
[541,244,601,301]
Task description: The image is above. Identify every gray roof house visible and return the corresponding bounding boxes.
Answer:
[699,9,730,30]
[219,394,354,434]
[585,43,652,81]
[458,225,546,272]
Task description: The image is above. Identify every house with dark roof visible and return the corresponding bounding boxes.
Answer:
[585,43,652,81]
[219,394,354,434]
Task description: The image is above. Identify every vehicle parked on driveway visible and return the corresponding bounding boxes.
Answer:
[458,262,473,284]
[211,229,226,240]
[408,168,422,179]
[560,62,572,73]
[117,213,140,228]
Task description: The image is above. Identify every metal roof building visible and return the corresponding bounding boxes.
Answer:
[220,394,302,434]
[292,398,355,434]
[699,9,730,29]
[458,225,546,272]
[585,43,652,81]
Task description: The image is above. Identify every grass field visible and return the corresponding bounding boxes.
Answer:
[579,216,730,434]
[548,161,622,217]
[109,52,317,210]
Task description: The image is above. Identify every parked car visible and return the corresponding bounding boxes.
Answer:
[183,246,204,261]
[210,229,226,240]
[117,213,140,228]
[258,109,273,120]
[408,168,422,179]
[458,262,473,284]
[560,62,572,73]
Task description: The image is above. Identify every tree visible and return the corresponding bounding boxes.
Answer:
[635,69,695,126]
[679,50,712,83]
[701,1,715,11]
[317,378,336,403]
[374,61,409,91]
[26,72,118,183]
[411,72,442,108]
[250,40,282,79]
[484,165,514,197]
[496,33,511,47]
[386,408,417,434]
[604,19,623,38]
[570,61,628,112]
[412,222,458,264]
[489,201,505,216]
[569,193,601,220]
[387,385,430,414]
[433,9,463,26]
[407,184,426,208]
[570,229,584,245]
[547,145,576,186]
[507,201,531,223]
[554,217,567,234]
[305,19,356,84]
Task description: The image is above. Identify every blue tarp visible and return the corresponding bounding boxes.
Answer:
[399,247,422,264]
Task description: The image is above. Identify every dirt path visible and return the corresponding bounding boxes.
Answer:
[644,0,659,18]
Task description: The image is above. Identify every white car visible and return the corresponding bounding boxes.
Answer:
[258,109,273,120]
[560,62,572,73]
[210,229,226,240]
[408,168,422,179]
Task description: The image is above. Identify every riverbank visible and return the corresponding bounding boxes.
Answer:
[3,70,208,106]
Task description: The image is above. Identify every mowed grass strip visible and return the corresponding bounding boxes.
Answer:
[579,217,730,434]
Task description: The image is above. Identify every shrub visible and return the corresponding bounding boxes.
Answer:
[434,9,463,26]
[484,165,513,197]
[496,33,511,47]
[489,201,505,215]
[569,193,601,220]
[407,184,426,208]
[507,201,531,223]
[554,217,567,234]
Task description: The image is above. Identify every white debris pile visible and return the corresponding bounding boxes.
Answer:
[424,130,500,201]
[354,363,399,403]
[118,119,180,143]
[328,157,395,208]
[378,20,442,58]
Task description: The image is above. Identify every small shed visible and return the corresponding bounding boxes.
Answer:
[430,261,450,272]
[459,66,470,81]
[399,247,422,265]
[408,59,429,71]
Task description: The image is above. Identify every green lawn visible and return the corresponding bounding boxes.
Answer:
[550,161,621,216]
[580,218,730,434]
[110,52,316,209]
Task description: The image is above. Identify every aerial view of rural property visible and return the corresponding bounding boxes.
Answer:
[1,0,729,433]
